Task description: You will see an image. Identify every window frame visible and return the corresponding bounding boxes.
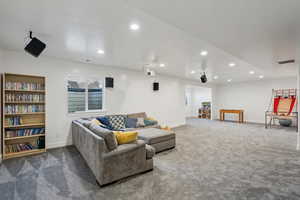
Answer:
[67,77,106,114]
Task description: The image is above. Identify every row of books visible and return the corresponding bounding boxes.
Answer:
[5,143,36,154]
[6,116,22,126]
[5,81,45,91]
[5,128,45,138]
[5,105,45,114]
[5,93,45,102]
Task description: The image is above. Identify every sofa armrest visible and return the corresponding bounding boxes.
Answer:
[72,121,106,182]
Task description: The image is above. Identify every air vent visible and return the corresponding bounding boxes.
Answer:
[278,60,295,65]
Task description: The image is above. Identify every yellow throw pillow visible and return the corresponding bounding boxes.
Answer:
[113,131,138,145]
[146,117,156,121]
[161,126,171,131]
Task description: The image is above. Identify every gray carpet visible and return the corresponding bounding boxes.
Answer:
[1,119,300,200]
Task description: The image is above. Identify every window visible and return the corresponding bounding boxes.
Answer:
[67,78,104,113]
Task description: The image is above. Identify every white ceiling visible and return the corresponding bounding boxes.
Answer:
[0,0,298,84]
[126,0,300,78]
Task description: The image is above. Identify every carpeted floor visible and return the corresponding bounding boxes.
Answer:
[1,119,300,200]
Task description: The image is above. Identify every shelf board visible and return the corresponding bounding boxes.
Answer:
[4,134,45,141]
[5,102,45,104]
[5,112,45,116]
[4,149,46,159]
[4,123,45,129]
[4,73,45,79]
[5,89,45,93]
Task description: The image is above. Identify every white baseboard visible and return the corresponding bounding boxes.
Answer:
[47,140,72,149]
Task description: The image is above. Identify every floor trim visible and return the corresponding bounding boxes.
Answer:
[47,141,72,149]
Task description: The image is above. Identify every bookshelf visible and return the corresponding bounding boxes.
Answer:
[1,73,46,159]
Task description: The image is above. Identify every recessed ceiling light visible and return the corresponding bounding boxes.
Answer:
[227,79,232,82]
[97,49,105,54]
[249,70,255,75]
[213,75,219,80]
[259,75,264,79]
[229,62,236,67]
[200,51,208,56]
[191,70,196,74]
[159,63,166,67]
[130,23,140,31]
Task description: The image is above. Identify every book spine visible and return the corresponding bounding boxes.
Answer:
[5,81,44,91]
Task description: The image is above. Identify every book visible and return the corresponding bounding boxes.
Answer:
[5,128,45,138]
[5,93,45,102]
[5,81,45,91]
[5,105,45,114]
[6,116,22,126]
[5,143,36,153]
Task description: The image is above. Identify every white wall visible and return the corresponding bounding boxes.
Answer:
[214,78,297,123]
[185,86,212,117]
[0,49,209,149]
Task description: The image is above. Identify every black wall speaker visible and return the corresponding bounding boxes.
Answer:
[24,37,46,57]
[105,77,114,88]
[153,82,159,91]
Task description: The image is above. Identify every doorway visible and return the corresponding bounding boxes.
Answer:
[185,85,212,119]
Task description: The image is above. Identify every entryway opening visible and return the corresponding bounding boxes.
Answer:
[185,85,212,120]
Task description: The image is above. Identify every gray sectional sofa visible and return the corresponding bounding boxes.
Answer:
[72,112,175,186]
[72,120,153,186]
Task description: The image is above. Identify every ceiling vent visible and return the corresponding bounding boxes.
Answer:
[278,60,295,65]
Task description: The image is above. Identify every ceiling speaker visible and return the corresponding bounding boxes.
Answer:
[105,77,114,88]
[153,82,159,91]
[24,32,46,57]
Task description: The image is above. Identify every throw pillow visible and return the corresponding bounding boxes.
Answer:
[113,131,138,145]
[136,117,145,127]
[146,117,157,121]
[144,119,157,126]
[88,123,118,151]
[108,115,126,130]
[161,126,171,131]
[96,116,112,130]
[125,117,137,128]
[91,119,101,125]
[91,118,108,128]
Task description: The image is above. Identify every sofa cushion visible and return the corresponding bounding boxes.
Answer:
[89,123,118,151]
[113,131,138,145]
[106,140,145,156]
[108,115,126,130]
[137,128,175,144]
[145,144,155,159]
[125,117,137,128]
[127,112,147,119]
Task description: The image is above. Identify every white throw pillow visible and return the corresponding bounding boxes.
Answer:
[136,117,145,127]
